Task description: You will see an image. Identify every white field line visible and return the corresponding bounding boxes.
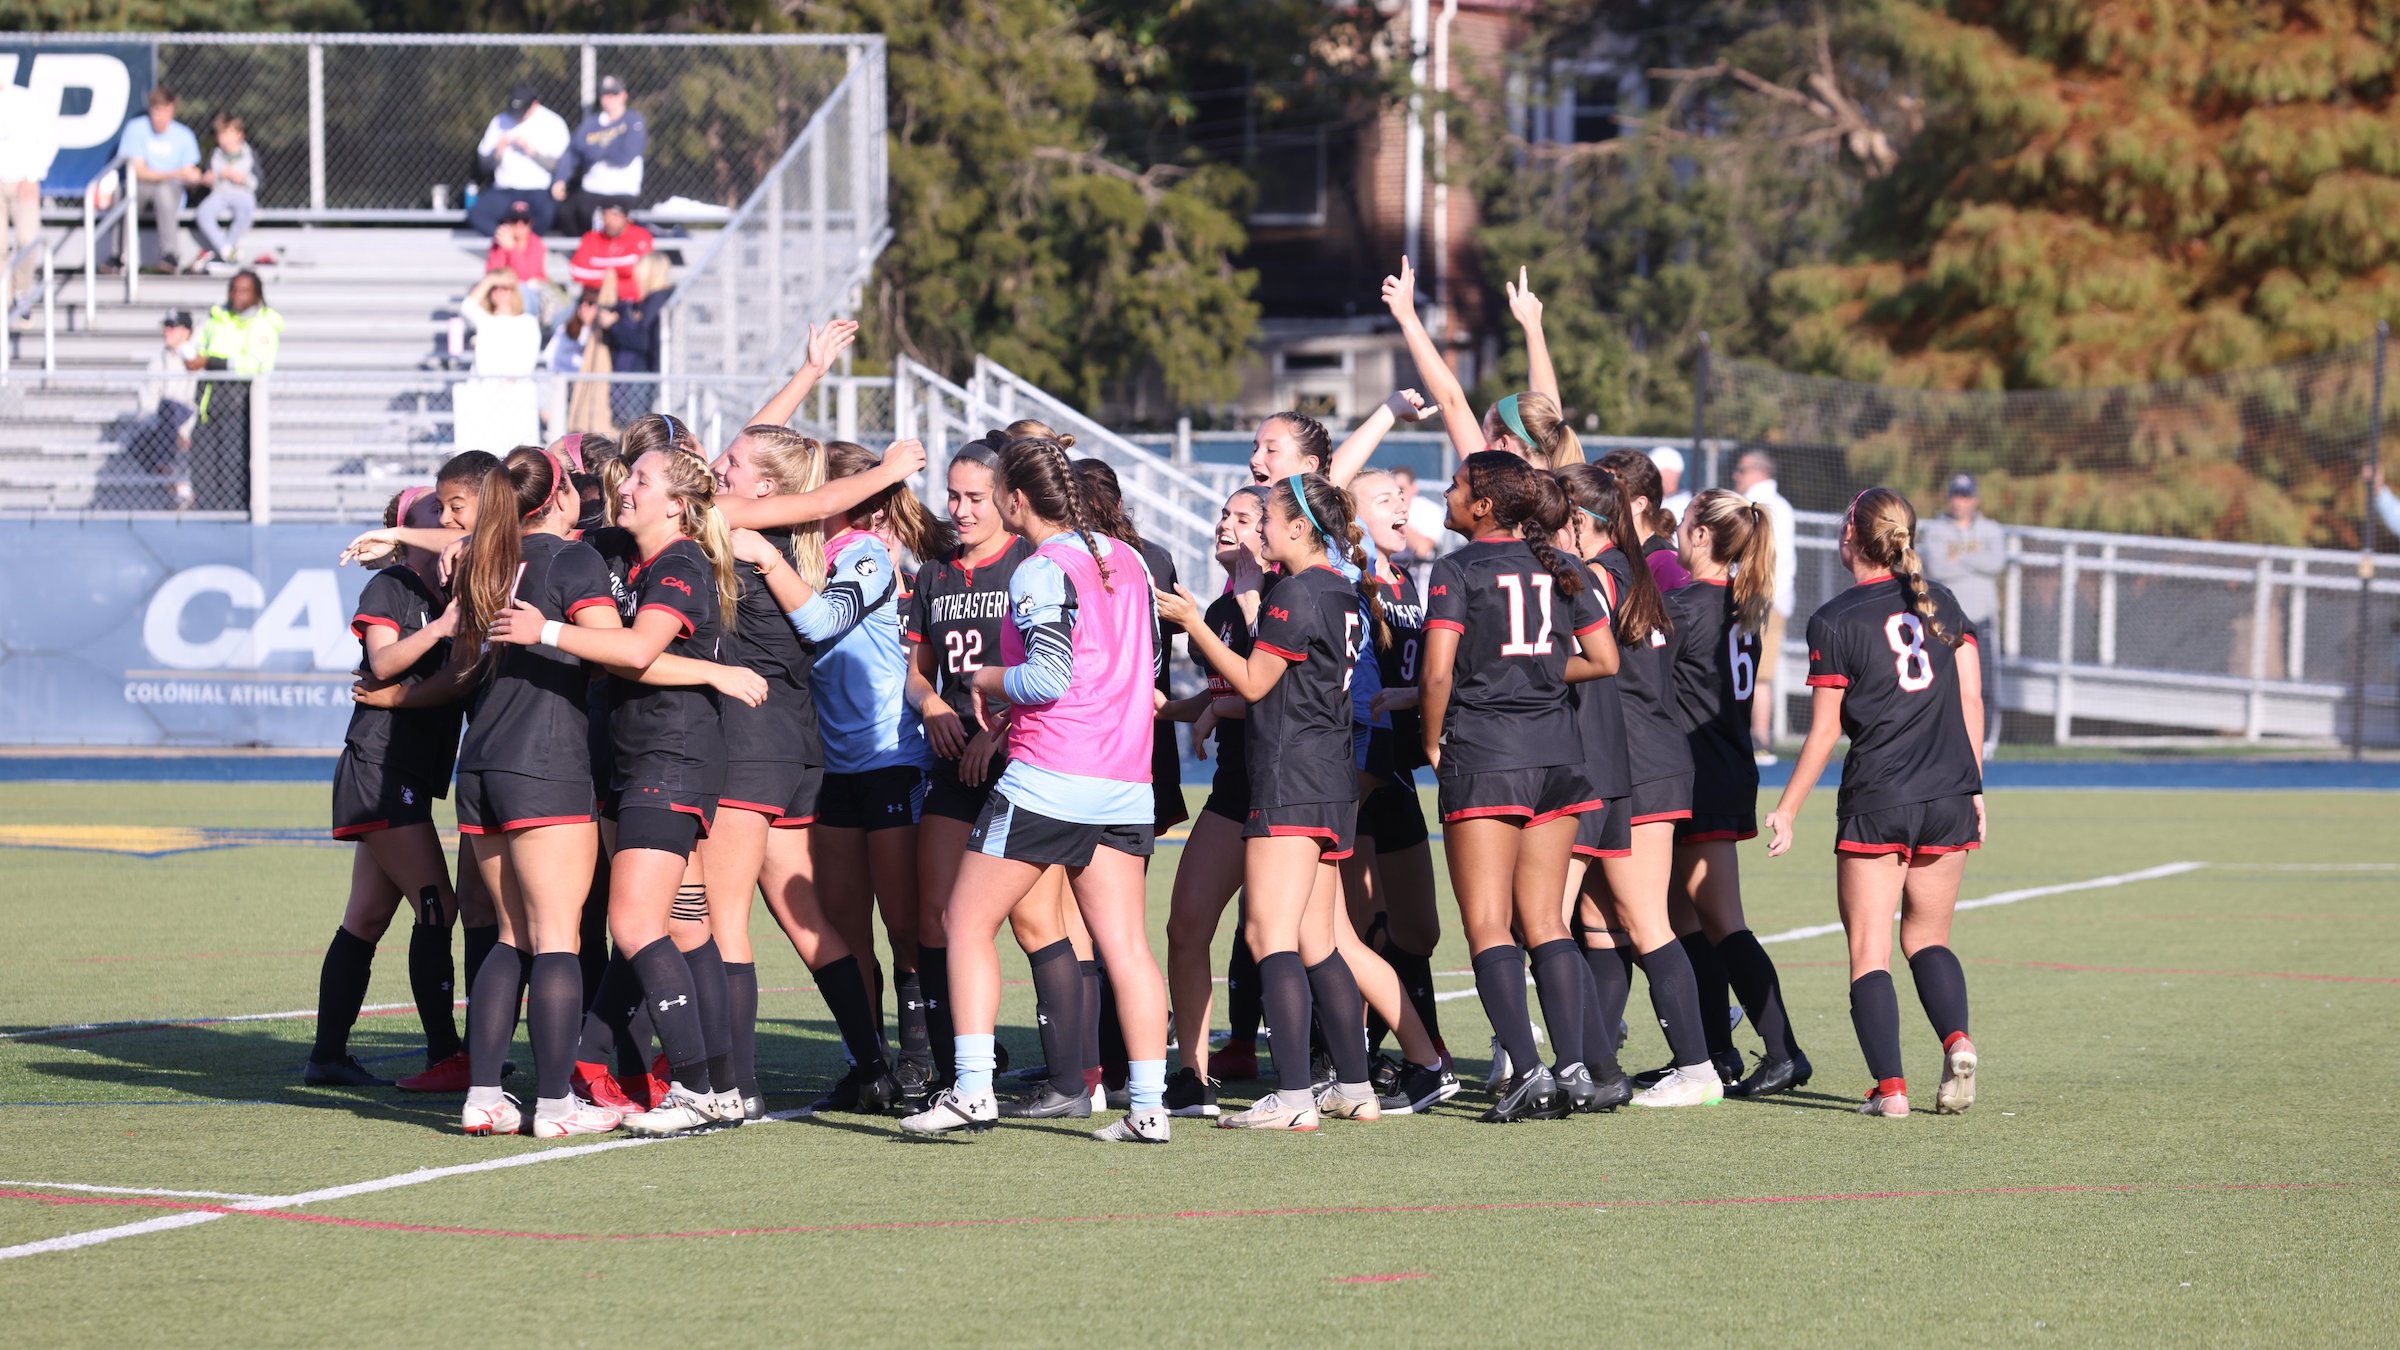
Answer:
[2205,862,2400,871]
[0,1181,271,1202]
[0,1001,423,1042]
[1431,860,2211,1001]
[0,1133,669,1263]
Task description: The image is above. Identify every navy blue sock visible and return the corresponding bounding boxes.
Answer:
[1850,970,1904,1084]
[1257,951,1314,1093]
[1908,945,1971,1045]
[1528,938,1587,1070]
[1472,944,1539,1076]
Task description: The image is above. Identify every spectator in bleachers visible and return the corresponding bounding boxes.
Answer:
[1921,471,2006,756]
[542,288,612,438]
[188,114,266,273]
[1651,444,1692,522]
[550,74,646,236]
[136,309,200,508]
[484,200,553,321]
[601,251,671,426]
[0,79,64,302]
[1734,449,1798,760]
[185,270,282,510]
[456,269,544,452]
[468,84,569,236]
[114,87,205,275]
[568,203,654,302]
[2374,467,2400,546]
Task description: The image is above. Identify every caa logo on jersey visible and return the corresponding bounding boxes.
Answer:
[1267,606,1290,622]
[658,575,692,596]
[142,565,355,671]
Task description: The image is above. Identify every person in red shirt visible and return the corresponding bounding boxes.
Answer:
[569,203,655,302]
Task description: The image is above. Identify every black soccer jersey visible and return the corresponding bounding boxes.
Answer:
[724,526,823,768]
[1376,568,1428,772]
[1247,566,1364,809]
[1610,552,1694,787]
[457,531,618,783]
[1805,575,1983,817]
[1666,579,1758,816]
[909,535,1033,726]
[1569,549,1632,800]
[344,565,462,788]
[1423,539,1606,778]
[606,536,727,789]
[1198,589,1256,799]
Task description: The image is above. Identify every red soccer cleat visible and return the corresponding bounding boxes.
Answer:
[572,1061,641,1114]
[395,1050,472,1093]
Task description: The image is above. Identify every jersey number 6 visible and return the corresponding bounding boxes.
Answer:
[1728,630,1756,702]
[1884,612,1934,692]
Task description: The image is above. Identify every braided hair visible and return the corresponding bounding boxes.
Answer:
[1556,461,1669,643]
[1461,450,1584,599]
[1849,487,1962,648]
[1271,472,1390,649]
[998,436,1115,592]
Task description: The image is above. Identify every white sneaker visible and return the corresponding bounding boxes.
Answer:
[1632,1064,1726,1109]
[1313,1082,1382,1122]
[622,1084,720,1137]
[532,1097,621,1138]
[1093,1108,1172,1143]
[461,1094,522,1137]
[900,1087,999,1136]
[1936,1037,1978,1115]
[1217,1089,1320,1132]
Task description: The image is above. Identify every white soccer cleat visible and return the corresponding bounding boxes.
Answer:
[1858,1079,1910,1118]
[900,1087,999,1136]
[1313,1082,1383,1122]
[705,1089,748,1128]
[461,1094,522,1137]
[532,1097,622,1138]
[1093,1108,1172,1144]
[1485,1035,1513,1092]
[1936,1036,1978,1115]
[1632,1064,1725,1109]
[622,1085,721,1137]
[1217,1090,1320,1132]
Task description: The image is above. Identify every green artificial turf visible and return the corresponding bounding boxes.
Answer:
[2,782,2395,1345]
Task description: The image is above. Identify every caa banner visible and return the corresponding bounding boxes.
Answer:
[0,41,157,196]
[0,519,374,748]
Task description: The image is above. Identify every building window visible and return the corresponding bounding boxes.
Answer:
[1273,348,1353,422]
[1248,123,1328,227]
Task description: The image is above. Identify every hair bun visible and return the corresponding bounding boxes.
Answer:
[1056,432,1077,450]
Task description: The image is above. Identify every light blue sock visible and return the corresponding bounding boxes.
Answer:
[954,1033,996,1098]
[1128,1058,1166,1113]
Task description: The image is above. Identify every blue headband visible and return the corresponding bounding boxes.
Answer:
[1495,393,1533,448]
[1579,506,1610,529]
[1286,474,1329,545]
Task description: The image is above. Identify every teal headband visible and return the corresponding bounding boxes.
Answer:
[1579,506,1610,529]
[1495,393,1533,448]
[1285,474,1329,545]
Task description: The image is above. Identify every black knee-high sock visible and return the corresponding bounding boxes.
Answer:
[1226,910,1262,1047]
[1472,945,1540,1076]
[1257,951,1315,1094]
[1681,931,1738,1061]
[467,942,527,1088]
[310,927,377,1063]
[1907,945,1971,1045]
[682,938,734,1092]
[1078,959,1103,1085]
[577,949,641,1072]
[526,952,582,1102]
[726,961,760,1099]
[810,955,888,1074]
[1850,970,1904,1083]
[629,937,710,1091]
[1636,941,1710,1067]
[1305,954,1369,1085]
[1718,929,1799,1061]
[895,965,931,1069]
[1574,951,1620,1077]
[406,894,461,1061]
[1528,938,1588,1070]
[464,923,500,988]
[1026,940,1085,1098]
[576,892,609,1007]
[918,946,954,1083]
[1095,962,1127,1084]
[1388,945,1441,1050]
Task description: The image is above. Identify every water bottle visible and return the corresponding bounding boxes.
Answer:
[463,183,479,211]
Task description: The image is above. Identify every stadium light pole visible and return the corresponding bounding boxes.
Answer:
[2356,321,2387,762]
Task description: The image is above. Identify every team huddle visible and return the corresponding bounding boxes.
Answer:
[309,300,1988,1145]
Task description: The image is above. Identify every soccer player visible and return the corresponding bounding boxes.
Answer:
[900,436,1172,1143]
[1420,454,1618,1122]
[1597,448,1692,590]
[1765,487,1986,1119]
[1381,257,1584,468]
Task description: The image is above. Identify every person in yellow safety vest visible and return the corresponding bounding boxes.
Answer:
[183,269,282,511]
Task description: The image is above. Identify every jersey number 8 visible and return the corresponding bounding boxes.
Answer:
[1884,612,1934,692]
[943,628,984,675]
[1495,573,1556,657]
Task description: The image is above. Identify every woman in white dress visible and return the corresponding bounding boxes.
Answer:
[456,269,544,452]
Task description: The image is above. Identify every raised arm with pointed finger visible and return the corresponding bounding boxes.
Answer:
[1504,265,1560,407]
[1380,257,1484,461]
[745,318,859,431]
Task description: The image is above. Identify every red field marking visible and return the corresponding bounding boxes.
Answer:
[5,1180,2381,1247]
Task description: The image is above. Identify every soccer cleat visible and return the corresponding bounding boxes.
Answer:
[1712,1049,1747,1087]
[742,1093,765,1122]
[1369,1053,1403,1099]
[622,1085,722,1137]
[1093,1108,1173,1144]
[1208,1041,1260,1082]
[1936,1035,1978,1115]
[804,1064,900,1116]
[532,1097,622,1138]
[999,1082,1095,1119]
[1485,1036,1513,1092]
[1480,1066,1568,1123]
[632,1070,674,1111]
[1728,1053,1808,1099]
[570,1061,641,1114]
[396,1050,472,1093]
[1314,1082,1383,1122]
[1217,1090,1320,1132]
[304,1055,394,1088]
[1555,1062,1617,1113]
[705,1090,747,1128]
[1163,1067,1220,1118]
[1391,1061,1461,1116]
[895,1058,935,1114]
[1859,1078,1910,1118]
[461,1094,523,1136]
[1578,1067,1635,1113]
[900,1087,999,1136]
[1632,1064,1725,1109]
[1629,1061,1674,1090]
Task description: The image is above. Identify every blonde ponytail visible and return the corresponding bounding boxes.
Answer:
[1850,487,1961,649]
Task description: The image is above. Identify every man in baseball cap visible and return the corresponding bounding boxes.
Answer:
[470,82,569,235]
[139,310,202,507]
[552,74,648,235]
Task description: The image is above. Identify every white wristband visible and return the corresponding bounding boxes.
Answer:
[539,619,563,648]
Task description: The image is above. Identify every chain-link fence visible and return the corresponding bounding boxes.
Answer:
[17,34,861,218]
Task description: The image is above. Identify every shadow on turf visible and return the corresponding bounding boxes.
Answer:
[12,1024,467,1127]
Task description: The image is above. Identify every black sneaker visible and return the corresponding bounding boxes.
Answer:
[999,1082,1095,1119]
[1729,1049,1812,1098]
[1385,1060,1460,1115]
[1480,1065,1567,1123]
[1163,1067,1220,1118]
[1368,1052,1404,1099]
[894,1058,934,1114]
[303,1055,393,1087]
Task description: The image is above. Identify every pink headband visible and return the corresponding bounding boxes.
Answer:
[522,448,571,518]
[396,485,434,526]
[554,433,586,474]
